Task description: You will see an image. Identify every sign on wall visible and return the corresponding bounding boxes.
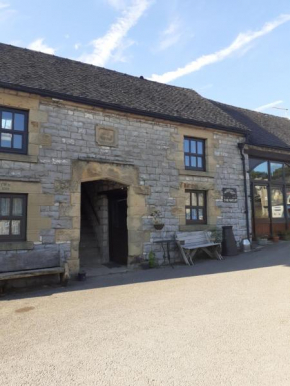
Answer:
[96,125,118,147]
[223,188,237,203]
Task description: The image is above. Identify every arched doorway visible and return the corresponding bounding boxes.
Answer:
[79,179,128,270]
[68,160,149,275]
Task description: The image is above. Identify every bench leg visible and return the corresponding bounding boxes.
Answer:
[60,262,70,286]
[213,247,223,260]
[176,241,190,265]
[202,247,215,259]
[188,249,198,265]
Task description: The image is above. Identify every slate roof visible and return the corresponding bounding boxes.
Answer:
[0,43,247,134]
[211,101,290,151]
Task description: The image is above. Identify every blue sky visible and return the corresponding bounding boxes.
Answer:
[0,0,290,117]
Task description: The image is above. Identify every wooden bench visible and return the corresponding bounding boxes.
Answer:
[0,262,70,291]
[175,231,223,265]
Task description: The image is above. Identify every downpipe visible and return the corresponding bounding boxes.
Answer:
[238,142,250,240]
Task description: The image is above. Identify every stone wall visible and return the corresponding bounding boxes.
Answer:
[0,88,251,274]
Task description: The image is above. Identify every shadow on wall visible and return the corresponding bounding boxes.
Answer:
[3,241,290,302]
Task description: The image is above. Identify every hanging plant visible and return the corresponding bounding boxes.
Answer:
[151,209,164,230]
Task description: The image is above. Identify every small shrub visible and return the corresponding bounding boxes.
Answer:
[148,251,156,268]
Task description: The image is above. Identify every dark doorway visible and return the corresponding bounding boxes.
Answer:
[108,189,128,265]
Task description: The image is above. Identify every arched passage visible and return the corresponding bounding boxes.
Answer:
[80,179,128,270]
[67,160,150,274]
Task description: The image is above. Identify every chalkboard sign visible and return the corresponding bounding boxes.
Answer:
[223,188,237,203]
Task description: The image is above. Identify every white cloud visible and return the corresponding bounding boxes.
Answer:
[79,0,151,67]
[111,38,135,62]
[74,43,81,50]
[158,19,183,51]
[255,100,283,112]
[28,38,56,55]
[149,14,290,84]
[0,2,9,9]
[0,2,15,22]
[105,0,128,10]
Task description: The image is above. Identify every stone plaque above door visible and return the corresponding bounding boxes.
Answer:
[96,125,118,147]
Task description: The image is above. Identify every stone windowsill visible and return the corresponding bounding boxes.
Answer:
[0,241,34,251]
[179,224,213,232]
[0,153,38,163]
[178,169,215,178]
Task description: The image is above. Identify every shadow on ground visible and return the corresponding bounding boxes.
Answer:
[2,241,290,301]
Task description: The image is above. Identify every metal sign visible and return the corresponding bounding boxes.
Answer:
[223,188,237,203]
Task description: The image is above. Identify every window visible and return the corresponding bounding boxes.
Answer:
[184,137,205,170]
[0,194,27,241]
[249,159,269,180]
[185,190,206,224]
[0,107,28,154]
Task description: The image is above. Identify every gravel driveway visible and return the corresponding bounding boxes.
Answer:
[1,242,290,386]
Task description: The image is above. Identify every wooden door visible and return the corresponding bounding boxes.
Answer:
[108,191,128,265]
[252,184,270,238]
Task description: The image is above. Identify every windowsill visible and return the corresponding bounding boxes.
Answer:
[0,153,38,163]
[179,224,209,231]
[0,241,34,251]
[179,169,215,178]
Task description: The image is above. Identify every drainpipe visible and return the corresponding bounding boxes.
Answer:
[238,142,250,240]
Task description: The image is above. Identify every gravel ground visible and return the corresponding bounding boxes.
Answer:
[1,242,290,386]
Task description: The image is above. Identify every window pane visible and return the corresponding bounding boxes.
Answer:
[1,133,12,148]
[286,188,290,218]
[191,156,196,167]
[271,188,284,218]
[1,111,12,130]
[197,141,203,155]
[12,220,21,235]
[192,209,197,220]
[197,157,203,168]
[185,155,190,167]
[184,139,189,152]
[190,140,196,154]
[250,161,268,180]
[0,198,10,216]
[191,192,197,206]
[185,192,190,206]
[270,162,283,182]
[13,134,22,149]
[0,220,10,235]
[198,193,204,206]
[12,198,23,216]
[185,208,191,220]
[285,164,290,183]
[198,209,204,220]
[14,114,25,131]
[254,185,269,218]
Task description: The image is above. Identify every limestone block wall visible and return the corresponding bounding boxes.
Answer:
[0,88,251,273]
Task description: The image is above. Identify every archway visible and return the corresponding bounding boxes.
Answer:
[68,160,150,274]
[79,179,128,271]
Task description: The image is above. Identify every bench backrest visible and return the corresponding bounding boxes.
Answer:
[175,231,210,245]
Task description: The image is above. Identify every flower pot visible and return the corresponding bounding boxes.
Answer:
[154,223,164,230]
[272,236,279,242]
[257,238,268,246]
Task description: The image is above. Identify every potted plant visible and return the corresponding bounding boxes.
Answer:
[148,251,156,268]
[151,209,164,230]
[272,233,280,242]
[279,230,290,241]
[257,234,268,246]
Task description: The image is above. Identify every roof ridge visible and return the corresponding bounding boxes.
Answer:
[209,98,290,121]
[0,42,202,95]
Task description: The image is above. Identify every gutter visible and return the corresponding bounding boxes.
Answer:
[0,81,249,136]
[238,142,250,240]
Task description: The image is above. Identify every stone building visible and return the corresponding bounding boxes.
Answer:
[0,43,289,282]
